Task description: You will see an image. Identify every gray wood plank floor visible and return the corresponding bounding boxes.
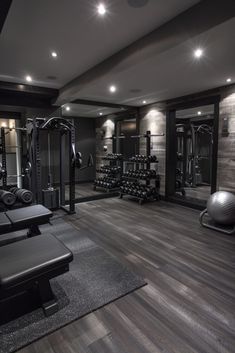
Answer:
[65,183,105,199]
[19,198,235,353]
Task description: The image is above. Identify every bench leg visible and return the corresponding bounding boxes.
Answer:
[27,224,41,237]
[37,279,58,317]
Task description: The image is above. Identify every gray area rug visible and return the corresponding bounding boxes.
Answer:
[0,217,146,353]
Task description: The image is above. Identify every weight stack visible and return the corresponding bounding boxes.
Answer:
[42,189,59,209]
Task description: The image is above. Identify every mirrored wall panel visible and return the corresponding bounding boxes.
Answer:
[174,105,214,204]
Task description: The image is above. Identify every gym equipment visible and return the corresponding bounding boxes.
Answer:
[0,163,32,181]
[96,166,121,175]
[129,155,157,163]
[102,153,123,161]
[27,117,79,214]
[94,177,121,190]
[120,131,160,204]
[200,191,235,234]
[120,181,159,204]
[74,151,83,169]
[175,124,186,195]
[0,190,16,206]
[123,169,157,180]
[9,187,33,204]
[0,234,73,317]
[175,168,185,196]
[27,117,93,214]
[42,189,60,210]
[95,152,123,191]
[0,205,53,245]
[175,121,213,190]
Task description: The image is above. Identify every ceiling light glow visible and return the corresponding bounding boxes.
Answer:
[26,75,32,82]
[143,100,146,104]
[226,78,231,83]
[97,3,106,15]
[51,51,58,58]
[194,48,203,58]
[66,106,70,111]
[197,111,202,115]
[109,85,116,93]
[99,112,103,116]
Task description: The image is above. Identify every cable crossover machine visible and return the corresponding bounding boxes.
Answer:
[25,117,93,214]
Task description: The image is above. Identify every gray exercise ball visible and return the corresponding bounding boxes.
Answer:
[207,191,235,225]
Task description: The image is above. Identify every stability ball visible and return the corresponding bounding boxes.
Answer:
[207,191,235,225]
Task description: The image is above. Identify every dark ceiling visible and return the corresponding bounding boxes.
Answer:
[0,0,235,116]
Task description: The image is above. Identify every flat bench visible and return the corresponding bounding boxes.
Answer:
[0,204,53,246]
[0,234,73,317]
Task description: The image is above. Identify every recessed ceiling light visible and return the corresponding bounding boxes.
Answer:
[99,112,103,116]
[194,48,203,58]
[51,51,57,58]
[197,111,202,115]
[26,75,32,82]
[97,3,106,15]
[143,100,146,104]
[226,78,232,83]
[66,106,70,111]
[109,85,117,93]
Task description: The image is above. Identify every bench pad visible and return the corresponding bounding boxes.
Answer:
[0,234,73,289]
[5,205,52,226]
[0,213,11,232]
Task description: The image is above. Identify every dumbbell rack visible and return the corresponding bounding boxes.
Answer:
[0,127,7,189]
[120,130,161,205]
[94,154,123,192]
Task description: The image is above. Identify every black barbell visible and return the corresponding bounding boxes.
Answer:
[0,161,32,180]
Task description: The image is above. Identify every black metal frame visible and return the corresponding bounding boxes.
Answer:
[0,127,7,189]
[27,118,76,214]
[60,124,76,214]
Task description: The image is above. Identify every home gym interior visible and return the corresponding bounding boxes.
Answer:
[0,1,235,353]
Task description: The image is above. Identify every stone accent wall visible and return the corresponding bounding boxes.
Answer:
[95,115,115,175]
[217,90,235,193]
[139,106,166,195]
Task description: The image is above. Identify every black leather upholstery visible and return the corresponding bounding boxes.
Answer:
[0,234,73,289]
[0,213,11,232]
[5,205,53,226]
[0,232,27,247]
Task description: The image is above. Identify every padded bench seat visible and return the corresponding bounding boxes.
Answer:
[0,234,73,317]
[5,204,52,228]
[0,212,11,232]
[0,205,53,245]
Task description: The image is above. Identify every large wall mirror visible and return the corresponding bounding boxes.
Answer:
[166,101,219,207]
[62,103,130,203]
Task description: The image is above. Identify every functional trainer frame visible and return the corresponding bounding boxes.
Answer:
[26,117,76,214]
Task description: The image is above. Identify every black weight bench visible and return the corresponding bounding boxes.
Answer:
[0,234,73,318]
[0,204,53,246]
